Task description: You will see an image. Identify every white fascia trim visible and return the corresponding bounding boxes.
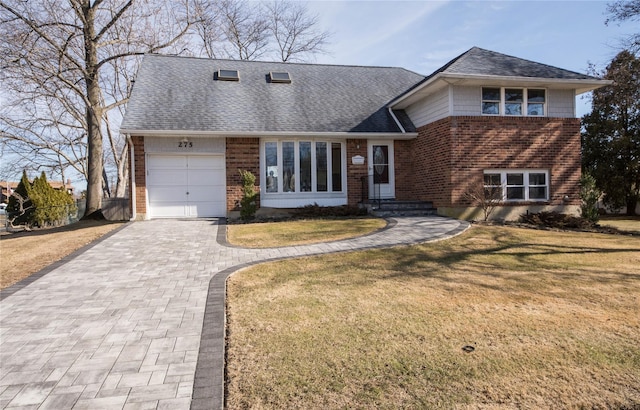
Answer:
[119,129,418,140]
[388,73,445,108]
[441,73,612,94]
[389,73,612,108]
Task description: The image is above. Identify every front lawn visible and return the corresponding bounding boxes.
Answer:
[599,215,640,233]
[226,225,640,409]
[226,217,386,248]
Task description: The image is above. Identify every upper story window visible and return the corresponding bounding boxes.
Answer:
[482,87,546,116]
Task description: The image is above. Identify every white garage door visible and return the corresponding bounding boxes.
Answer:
[147,154,226,218]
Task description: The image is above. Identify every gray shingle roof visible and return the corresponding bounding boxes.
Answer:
[437,47,596,80]
[120,55,425,134]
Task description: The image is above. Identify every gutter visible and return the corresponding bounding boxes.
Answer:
[126,134,136,221]
[118,129,418,140]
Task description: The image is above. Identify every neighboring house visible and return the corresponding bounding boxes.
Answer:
[1,179,75,203]
[120,47,608,220]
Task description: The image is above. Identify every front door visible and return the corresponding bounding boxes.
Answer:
[368,141,395,200]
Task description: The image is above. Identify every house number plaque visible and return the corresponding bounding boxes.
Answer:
[178,141,193,148]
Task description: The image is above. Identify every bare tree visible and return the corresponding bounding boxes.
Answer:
[464,177,504,222]
[266,0,330,62]
[606,0,640,53]
[192,0,225,59]
[0,0,197,217]
[193,0,330,62]
[221,0,270,60]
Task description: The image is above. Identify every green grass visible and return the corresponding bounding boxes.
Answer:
[226,217,387,248]
[226,225,640,409]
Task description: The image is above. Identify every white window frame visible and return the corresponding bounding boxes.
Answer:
[483,169,549,202]
[481,87,546,117]
[260,139,347,197]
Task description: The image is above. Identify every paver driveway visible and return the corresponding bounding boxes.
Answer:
[0,217,468,409]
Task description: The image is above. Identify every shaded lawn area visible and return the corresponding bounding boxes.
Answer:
[599,215,640,234]
[227,218,387,248]
[226,225,640,409]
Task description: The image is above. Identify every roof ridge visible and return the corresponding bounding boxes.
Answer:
[142,52,424,73]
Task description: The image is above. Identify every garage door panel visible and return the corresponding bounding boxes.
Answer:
[188,155,224,169]
[148,155,187,169]
[151,203,188,218]
[147,154,226,218]
[148,186,187,202]
[189,202,226,218]
[188,188,222,202]
[148,170,188,186]
[188,170,224,186]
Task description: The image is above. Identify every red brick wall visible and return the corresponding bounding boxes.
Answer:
[413,116,582,207]
[411,118,454,206]
[346,139,368,206]
[394,140,415,201]
[132,136,146,215]
[226,138,260,211]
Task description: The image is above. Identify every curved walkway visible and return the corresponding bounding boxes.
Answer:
[0,216,468,410]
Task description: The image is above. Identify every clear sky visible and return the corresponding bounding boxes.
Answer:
[305,0,635,116]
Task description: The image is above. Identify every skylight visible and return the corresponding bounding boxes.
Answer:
[217,69,239,81]
[269,71,291,83]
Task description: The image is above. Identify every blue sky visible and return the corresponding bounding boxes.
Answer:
[305,0,635,116]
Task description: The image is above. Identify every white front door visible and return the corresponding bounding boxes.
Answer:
[368,141,395,200]
[147,154,226,218]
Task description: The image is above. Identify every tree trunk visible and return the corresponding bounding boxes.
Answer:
[626,197,638,216]
[82,3,104,217]
[114,144,129,198]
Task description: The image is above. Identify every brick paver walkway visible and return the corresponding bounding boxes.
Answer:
[0,216,468,409]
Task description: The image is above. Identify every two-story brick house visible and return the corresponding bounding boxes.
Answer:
[120,47,608,220]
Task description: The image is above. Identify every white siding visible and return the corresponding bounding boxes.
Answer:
[547,89,575,118]
[451,86,577,118]
[405,85,450,128]
[452,85,481,116]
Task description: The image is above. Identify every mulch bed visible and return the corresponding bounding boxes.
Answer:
[477,211,639,236]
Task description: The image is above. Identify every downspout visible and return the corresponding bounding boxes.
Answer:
[388,107,406,133]
[126,134,137,221]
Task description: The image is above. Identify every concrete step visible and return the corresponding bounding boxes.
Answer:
[365,200,437,217]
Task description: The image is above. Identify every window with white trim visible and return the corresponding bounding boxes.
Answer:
[482,88,546,116]
[483,170,549,201]
[263,140,345,194]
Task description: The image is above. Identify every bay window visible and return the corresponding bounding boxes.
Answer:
[483,170,549,201]
[262,140,345,196]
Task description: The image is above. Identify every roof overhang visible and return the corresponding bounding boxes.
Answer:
[389,72,612,110]
[120,129,418,140]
